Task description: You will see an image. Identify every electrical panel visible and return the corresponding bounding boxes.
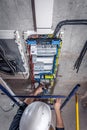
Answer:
[26,34,62,89]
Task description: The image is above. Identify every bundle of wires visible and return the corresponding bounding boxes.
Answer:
[53,19,87,38]
[53,19,87,72]
[0,44,17,75]
[74,41,87,73]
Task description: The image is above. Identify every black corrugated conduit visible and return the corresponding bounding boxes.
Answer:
[74,41,87,73]
[53,19,87,38]
[53,19,87,72]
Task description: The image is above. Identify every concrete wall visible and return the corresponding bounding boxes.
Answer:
[0,0,33,30]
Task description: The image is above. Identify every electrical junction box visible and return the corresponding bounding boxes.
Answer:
[26,34,62,84]
[0,30,29,79]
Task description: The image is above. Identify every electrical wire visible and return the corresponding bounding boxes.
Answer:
[53,19,87,72]
[53,19,87,38]
[74,41,87,72]
[0,53,15,74]
[0,44,17,74]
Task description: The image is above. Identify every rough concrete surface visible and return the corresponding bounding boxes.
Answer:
[0,92,18,130]
[0,0,33,30]
[53,0,87,95]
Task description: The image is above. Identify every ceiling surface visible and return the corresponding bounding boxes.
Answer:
[0,0,87,96]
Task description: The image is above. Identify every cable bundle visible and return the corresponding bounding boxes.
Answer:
[53,19,87,38]
[0,44,17,75]
[74,41,87,73]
